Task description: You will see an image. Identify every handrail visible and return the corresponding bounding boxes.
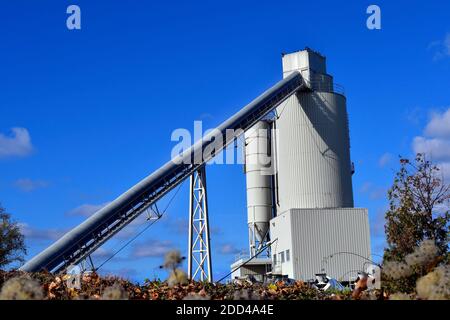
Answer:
[304,74,345,95]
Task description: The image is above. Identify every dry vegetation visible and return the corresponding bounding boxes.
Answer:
[0,270,353,300]
[0,243,447,300]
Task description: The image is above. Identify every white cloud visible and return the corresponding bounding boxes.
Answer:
[66,202,109,217]
[378,153,393,167]
[424,109,450,138]
[131,239,173,258]
[19,223,66,242]
[437,162,450,182]
[430,33,450,60]
[0,127,33,158]
[412,107,450,181]
[91,247,115,259]
[14,178,49,192]
[218,243,241,255]
[412,136,450,161]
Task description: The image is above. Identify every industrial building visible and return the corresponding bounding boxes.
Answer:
[20,48,371,285]
[232,48,371,282]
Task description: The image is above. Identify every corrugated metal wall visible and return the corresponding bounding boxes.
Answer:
[238,50,371,283]
[275,91,354,212]
[245,121,273,248]
[288,208,371,281]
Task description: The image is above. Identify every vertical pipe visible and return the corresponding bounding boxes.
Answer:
[200,166,213,282]
[187,172,194,279]
[271,120,280,210]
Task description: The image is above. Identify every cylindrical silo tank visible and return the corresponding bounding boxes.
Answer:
[274,49,354,212]
[244,120,273,254]
[275,90,354,212]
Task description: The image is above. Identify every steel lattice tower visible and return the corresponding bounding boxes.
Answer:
[188,166,212,282]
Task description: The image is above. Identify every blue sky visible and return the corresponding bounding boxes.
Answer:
[0,1,449,282]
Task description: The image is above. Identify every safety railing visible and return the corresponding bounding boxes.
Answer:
[306,74,345,95]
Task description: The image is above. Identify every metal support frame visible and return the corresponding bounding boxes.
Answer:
[188,166,213,282]
[20,71,304,273]
[78,254,95,273]
[248,223,271,258]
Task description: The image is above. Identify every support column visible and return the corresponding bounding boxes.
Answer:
[188,166,213,282]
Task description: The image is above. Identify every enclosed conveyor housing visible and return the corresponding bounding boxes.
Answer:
[20,71,306,273]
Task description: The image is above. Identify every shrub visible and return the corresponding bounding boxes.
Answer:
[0,276,44,300]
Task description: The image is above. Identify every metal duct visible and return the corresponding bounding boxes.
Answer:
[20,71,305,273]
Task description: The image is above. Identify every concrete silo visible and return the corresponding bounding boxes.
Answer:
[271,48,371,282]
[233,48,371,283]
[230,120,275,281]
[275,49,354,211]
[244,120,274,257]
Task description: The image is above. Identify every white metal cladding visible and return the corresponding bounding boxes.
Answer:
[275,91,354,212]
[282,49,328,86]
[270,208,371,281]
[269,212,293,276]
[245,121,273,245]
[231,258,272,280]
